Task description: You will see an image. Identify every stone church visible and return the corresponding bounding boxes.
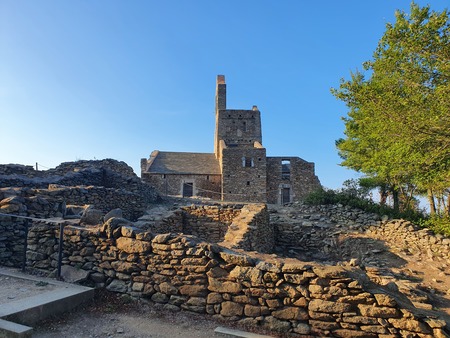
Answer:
[141,75,321,204]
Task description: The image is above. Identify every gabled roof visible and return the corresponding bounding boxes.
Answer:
[145,151,221,175]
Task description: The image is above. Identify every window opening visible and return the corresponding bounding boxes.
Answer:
[242,157,254,167]
[247,181,250,186]
[281,160,291,180]
[243,121,247,131]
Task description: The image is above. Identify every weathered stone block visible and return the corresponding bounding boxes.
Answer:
[333,329,378,337]
[106,279,128,293]
[207,292,222,304]
[229,266,262,285]
[116,237,151,253]
[220,301,243,317]
[179,284,208,297]
[159,282,178,295]
[208,278,242,294]
[312,265,347,278]
[244,304,261,317]
[374,293,397,307]
[309,299,352,313]
[272,307,308,320]
[387,318,431,334]
[262,316,291,333]
[358,304,399,318]
[151,292,169,303]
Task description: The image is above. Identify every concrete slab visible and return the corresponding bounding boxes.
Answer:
[0,319,32,338]
[0,267,94,333]
[215,326,274,338]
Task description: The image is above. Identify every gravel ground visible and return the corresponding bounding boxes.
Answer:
[32,291,272,338]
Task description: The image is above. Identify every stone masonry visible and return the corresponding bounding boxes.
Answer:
[141,75,321,204]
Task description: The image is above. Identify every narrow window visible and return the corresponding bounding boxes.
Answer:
[247,181,250,186]
[243,157,254,167]
[282,160,291,179]
[243,121,247,131]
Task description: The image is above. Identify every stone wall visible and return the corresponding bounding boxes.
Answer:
[143,174,221,199]
[266,158,321,205]
[0,215,27,268]
[222,204,274,254]
[51,159,135,177]
[0,164,38,177]
[221,147,267,203]
[0,185,147,221]
[272,204,381,253]
[22,220,449,337]
[180,204,242,243]
[0,159,159,204]
[367,219,450,261]
[143,204,271,252]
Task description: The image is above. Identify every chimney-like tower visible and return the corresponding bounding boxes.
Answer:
[214,75,226,158]
[215,75,226,111]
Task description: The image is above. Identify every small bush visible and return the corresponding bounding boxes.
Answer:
[304,188,427,228]
[418,216,450,237]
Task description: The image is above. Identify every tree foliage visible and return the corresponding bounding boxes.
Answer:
[332,3,450,214]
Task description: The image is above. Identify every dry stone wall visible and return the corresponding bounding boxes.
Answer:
[0,214,27,267]
[180,204,242,243]
[0,186,146,221]
[272,204,381,254]
[23,220,449,337]
[222,204,274,253]
[0,159,159,204]
[367,219,450,262]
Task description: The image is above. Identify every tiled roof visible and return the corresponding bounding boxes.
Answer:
[146,151,221,175]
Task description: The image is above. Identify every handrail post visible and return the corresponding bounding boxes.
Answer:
[22,218,29,272]
[56,222,65,280]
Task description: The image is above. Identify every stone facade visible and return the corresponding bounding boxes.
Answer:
[141,75,321,204]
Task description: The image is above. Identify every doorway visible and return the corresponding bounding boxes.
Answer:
[182,182,193,197]
[281,187,290,205]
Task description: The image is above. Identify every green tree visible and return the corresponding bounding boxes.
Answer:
[332,2,450,213]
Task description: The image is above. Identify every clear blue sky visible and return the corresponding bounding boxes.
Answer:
[1,1,447,189]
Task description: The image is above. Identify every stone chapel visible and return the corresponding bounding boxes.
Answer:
[141,75,321,204]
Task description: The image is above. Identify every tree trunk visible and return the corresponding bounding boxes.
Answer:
[379,188,388,206]
[427,189,436,216]
[392,189,399,213]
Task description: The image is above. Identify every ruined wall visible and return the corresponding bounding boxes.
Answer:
[0,159,159,204]
[221,147,267,203]
[266,157,321,204]
[180,204,242,243]
[22,221,449,337]
[51,159,135,177]
[273,204,381,252]
[367,219,450,261]
[0,214,26,268]
[143,174,221,199]
[0,186,147,221]
[222,204,274,253]
[0,164,38,177]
